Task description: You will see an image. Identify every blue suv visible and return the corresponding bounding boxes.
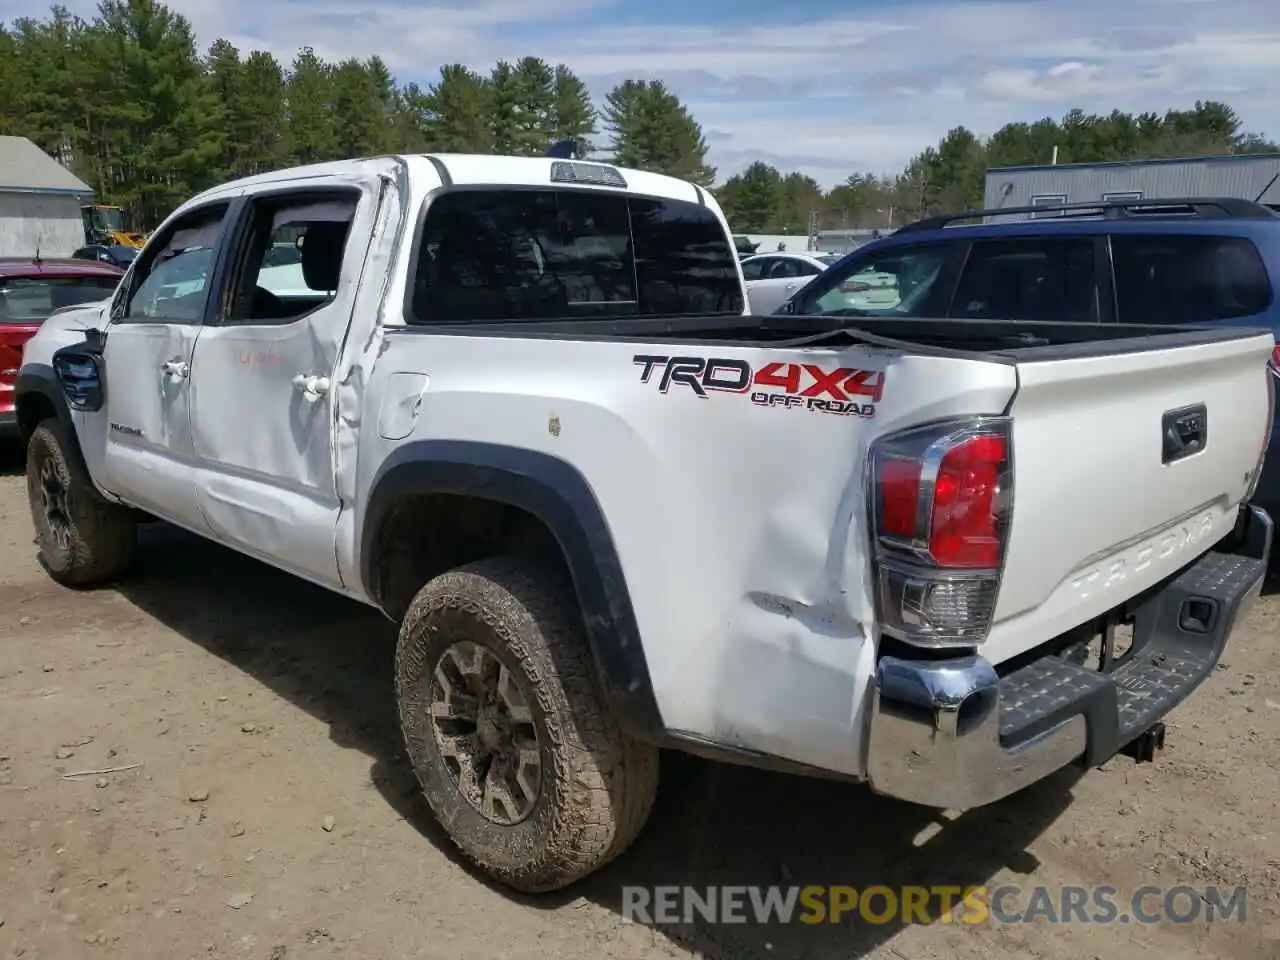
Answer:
[780,196,1280,527]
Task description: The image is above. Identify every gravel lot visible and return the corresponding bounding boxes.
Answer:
[0,441,1276,960]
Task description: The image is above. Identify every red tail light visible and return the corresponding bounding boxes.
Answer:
[840,281,872,293]
[868,418,1012,648]
[874,425,1009,568]
[1271,345,1280,376]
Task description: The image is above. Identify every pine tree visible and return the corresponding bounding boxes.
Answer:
[510,56,555,154]
[603,79,714,185]
[287,47,337,166]
[550,64,596,146]
[423,65,492,153]
[487,60,520,155]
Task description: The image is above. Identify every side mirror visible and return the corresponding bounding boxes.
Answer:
[52,340,105,413]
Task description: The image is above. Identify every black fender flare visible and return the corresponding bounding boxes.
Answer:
[14,362,105,495]
[15,363,73,441]
[360,440,664,741]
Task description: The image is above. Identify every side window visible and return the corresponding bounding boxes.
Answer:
[1111,234,1272,325]
[741,258,767,281]
[792,243,957,318]
[797,260,823,277]
[222,192,358,325]
[769,259,803,279]
[122,204,230,322]
[408,189,743,323]
[950,238,1099,323]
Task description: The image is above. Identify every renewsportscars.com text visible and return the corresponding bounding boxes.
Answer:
[621,884,1248,926]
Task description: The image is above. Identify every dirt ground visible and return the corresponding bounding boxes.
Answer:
[0,442,1277,960]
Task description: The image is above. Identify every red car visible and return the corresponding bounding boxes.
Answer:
[0,257,125,436]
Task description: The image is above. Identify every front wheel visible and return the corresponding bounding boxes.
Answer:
[26,419,137,587]
[394,556,659,893]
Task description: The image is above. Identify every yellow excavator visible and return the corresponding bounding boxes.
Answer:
[81,204,147,249]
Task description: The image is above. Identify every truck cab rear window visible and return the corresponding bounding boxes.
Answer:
[407,189,743,323]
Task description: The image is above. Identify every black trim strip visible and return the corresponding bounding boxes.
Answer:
[360,440,664,740]
[426,156,453,188]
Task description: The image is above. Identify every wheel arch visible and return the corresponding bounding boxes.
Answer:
[14,363,80,454]
[360,440,664,741]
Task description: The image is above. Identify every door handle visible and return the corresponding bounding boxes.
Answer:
[292,373,330,401]
[161,360,189,380]
[784,282,798,290]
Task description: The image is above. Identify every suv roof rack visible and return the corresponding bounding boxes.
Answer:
[895,196,1280,234]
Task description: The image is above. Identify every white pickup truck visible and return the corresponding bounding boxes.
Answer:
[15,154,1275,894]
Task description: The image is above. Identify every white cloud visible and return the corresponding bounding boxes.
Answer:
[4,0,1278,187]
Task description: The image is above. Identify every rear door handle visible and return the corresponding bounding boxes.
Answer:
[161,360,189,380]
[292,373,330,401]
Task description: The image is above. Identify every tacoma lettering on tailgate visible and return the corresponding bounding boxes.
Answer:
[633,355,884,418]
[1068,512,1216,601]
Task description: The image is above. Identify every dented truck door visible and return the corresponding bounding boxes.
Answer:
[186,167,392,590]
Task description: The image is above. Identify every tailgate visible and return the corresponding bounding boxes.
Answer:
[984,331,1274,664]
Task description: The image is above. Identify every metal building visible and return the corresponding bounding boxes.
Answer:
[0,136,94,257]
[982,152,1280,219]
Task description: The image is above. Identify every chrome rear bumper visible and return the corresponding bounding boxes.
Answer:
[865,504,1271,810]
[866,655,1087,809]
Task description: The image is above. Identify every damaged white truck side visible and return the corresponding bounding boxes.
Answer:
[15,154,1276,893]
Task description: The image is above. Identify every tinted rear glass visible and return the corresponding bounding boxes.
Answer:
[1111,234,1272,324]
[408,189,743,323]
[950,237,1100,323]
[0,276,120,322]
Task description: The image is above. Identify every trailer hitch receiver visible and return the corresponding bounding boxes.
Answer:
[1120,721,1167,764]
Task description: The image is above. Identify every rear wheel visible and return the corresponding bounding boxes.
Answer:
[394,556,659,893]
[26,419,137,587]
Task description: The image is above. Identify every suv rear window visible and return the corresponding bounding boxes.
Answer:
[1111,234,1272,324]
[0,275,121,322]
[407,189,743,323]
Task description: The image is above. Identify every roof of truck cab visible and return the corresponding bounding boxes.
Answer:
[183,153,710,210]
[410,154,706,205]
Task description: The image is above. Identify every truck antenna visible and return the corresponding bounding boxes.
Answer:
[1253,173,1278,203]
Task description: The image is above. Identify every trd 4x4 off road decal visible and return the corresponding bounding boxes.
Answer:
[632,354,883,418]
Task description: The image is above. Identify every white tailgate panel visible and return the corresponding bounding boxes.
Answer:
[985,333,1273,664]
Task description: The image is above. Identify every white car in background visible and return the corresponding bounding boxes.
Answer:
[741,250,902,314]
[740,252,841,315]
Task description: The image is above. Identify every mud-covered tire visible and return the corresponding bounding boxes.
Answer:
[26,418,137,587]
[394,555,659,893]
